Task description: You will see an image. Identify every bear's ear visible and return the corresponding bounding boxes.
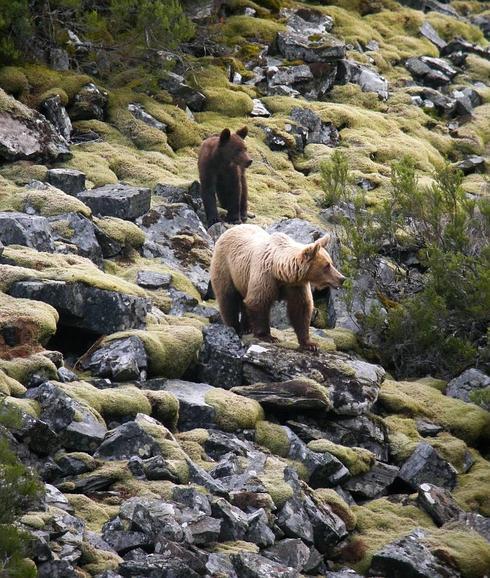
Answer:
[318,233,331,247]
[236,126,248,139]
[219,128,231,145]
[302,241,322,262]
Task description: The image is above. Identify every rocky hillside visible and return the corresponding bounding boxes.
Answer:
[0,0,489,577]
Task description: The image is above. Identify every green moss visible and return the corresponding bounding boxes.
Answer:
[62,461,129,493]
[0,353,58,385]
[414,376,447,391]
[3,396,40,418]
[218,14,285,44]
[205,388,264,432]
[0,245,146,297]
[0,292,58,350]
[54,451,97,470]
[19,513,45,529]
[209,541,259,554]
[0,370,26,397]
[257,456,294,507]
[21,64,92,105]
[255,421,290,457]
[103,325,202,379]
[308,439,375,476]
[465,54,490,84]
[143,390,179,431]
[93,217,145,249]
[426,528,490,578]
[177,428,209,445]
[349,497,435,573]
[79,540,122,576]
[0,66,29,97]
[453,451,490,516]
[426,12,485,43]
[0,161,48,185]
[313,488,357,530]
[320,328,359,351]
[66,494,119,533]
[379,379,490,446]
[60,382,152,420]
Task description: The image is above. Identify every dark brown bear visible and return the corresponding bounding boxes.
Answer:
[198,126,252,227]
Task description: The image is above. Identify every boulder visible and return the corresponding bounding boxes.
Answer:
[40,95,72,141]
[153,180,204,220]
[336,60,389,100]
[231,552,299,578]
[0,89,70,162]
[48,212,103,265]
[263,539,310,571]
[276,31,345,63]
[370,529,461,578]
[242,343,384,416]
[158,72,207,112]
[419,21,446,50]
[137,203,213,297]
[95,421,161,461]
[69,83,108,121]
[417,483,465,526]
[250,99,271,117]
[0,212,55,252]
[119,553,201,577]
[9,280,149,334]
[441,38,490,61]
[78,184,151,220]
[398,443,457,490]
[196,324,245,389]
[136,270,172,289]
[405,56,456,87]
[445,368,490,405]
[46,168,86,195]
[454,155,486,175]
[290,107,340,147]
[80,336,148,381]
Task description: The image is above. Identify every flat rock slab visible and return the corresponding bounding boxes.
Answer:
[95,421,161,461]
[78,183,151,220]
[9,279,149,334]
[242,343,384,416]
[0,212,54,252]
[276,30,346,63]
[48,212,103,265]
[344,461,399,499]
[446,368,490,404]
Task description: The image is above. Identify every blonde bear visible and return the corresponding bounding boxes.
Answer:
[210,224,345,351]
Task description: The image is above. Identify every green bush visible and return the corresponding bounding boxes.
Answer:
[0,402,43,578]
[320,150,351,208]
[0,0,31,64]
[323,155,490,378]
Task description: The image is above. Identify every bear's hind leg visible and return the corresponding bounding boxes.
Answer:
[218,285,242,333]
[217,171,241,224]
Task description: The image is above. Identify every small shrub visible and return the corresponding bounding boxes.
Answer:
[319,150,351,208]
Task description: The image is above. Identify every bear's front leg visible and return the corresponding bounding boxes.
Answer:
[239,171,248,223]
[244,299,278,343]
[200,175,220,227]
[285,285,318,352]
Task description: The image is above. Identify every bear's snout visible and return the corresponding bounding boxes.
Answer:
[337,274,346,287]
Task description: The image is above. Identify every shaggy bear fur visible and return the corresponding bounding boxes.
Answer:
[198,126,252,227]
[210,224,346,351]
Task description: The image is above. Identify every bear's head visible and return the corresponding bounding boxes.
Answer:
[301,235,346,290]
[218,127,253,169]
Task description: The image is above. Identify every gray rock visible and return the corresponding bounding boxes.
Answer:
[102,517,151,554]
[80,336,148,381]
[128,103,167,131]
[136,270,172,289]
[153,536,208,573]
[120,553,201,577]
[57,367,78,383]
[251,99,271,117]
[471,13,490,40]
[441,38,490,61]
[137,203,212,297]
[153,180,203,216]
[0,89,70,162]
[78,183,151,220]
[290,107,340,147]
[446,368,490,405]
[38,560,78,578]
[455,155,486,175]
[399,0,459,18]
[336,60,389,100]
[55,452,95,476]
[419,21,447,50]
[405,56,457,87]
[409,87,457,117]
[284,7,334,36]
[263,539,311,571]
[183,515,222,545]
[231,552,299,578]
[197,323,245,389]
[325,571,363,578]
[344,461,399,499]
[415,419,444,437]
[69,83,108,121]
[370,529,461,578]
[276,30,345,63]
[210,496,249,541]
[49,47,70,70]
[231,378,331,410]
[206,553,238,578]
[144,379,215,430]
[398,443,457,490]
[95,421,161,461]
[246,508,275,547]
[9,280,149,334]
[158,72,206,112]
[266,62,338,100]
[242,343,384,416]
[417,483,464,526]
[41,95,72,141]
[263,127,289,152]
[0,212,55,251]
[288,415,389,461]
[47,168,86,195]
[48,212,103,265]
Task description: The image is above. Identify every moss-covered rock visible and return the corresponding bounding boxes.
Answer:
[204,388,264,432]
[255,420,290,457]
[307,439,375,476]
[0,67,29,98]
[93,216,145,249]
[453,450,490,516]
[378,379,490,446]
[0,353,58,385]
[143,390,179,431]
[79,540,123,576]
[66,494,119,532]
[313,488,357,530]
[103,325,202,379]
[0,370,26,396]
[0,292,58,353]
